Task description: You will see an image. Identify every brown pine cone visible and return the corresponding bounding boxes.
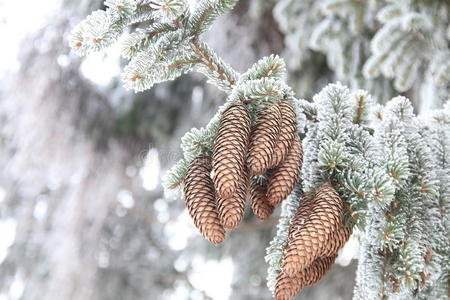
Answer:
[281,183,343,276]
[212,102,251,198]
[267,137,303,206]
[301,255,337,287]
[321,221,352,257]
[250,177,275,220]
[216,169,249,229]
[268,101,297,169]
[314,185,349,256]
[287,195,315,242]
[275,255,337,300]
[247,104,282,176]
[184,155,225,244]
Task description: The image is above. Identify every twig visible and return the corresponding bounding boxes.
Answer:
[173,18,238,90]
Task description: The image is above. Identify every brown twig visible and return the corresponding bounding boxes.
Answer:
[189,40,236,88]
[172,18,237,89]
[354,94,365,125]
[259,62,283,79]
[168,58,202,69]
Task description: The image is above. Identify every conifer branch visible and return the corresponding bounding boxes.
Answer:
[189,40,238,90]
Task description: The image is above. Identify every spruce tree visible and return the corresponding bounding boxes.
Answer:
[71,0,449,299]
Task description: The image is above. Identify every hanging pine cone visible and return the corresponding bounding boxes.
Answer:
[268,101,297,169]
[287,195,315,242]
[250,177,275,220]
[281,183,343,277]
[287,193,351,257]
[313,184,349,256]
[184,155,225,244]
[247,104,282,176]
[321,222,352,257]
[216,169,249,229]
[212,102,251,198]
[267,137,303,206]
[275,255,337,300]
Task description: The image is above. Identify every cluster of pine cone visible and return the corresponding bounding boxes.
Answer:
[275,183,352,300]
[183,100,302,244]
[182,100,350,299]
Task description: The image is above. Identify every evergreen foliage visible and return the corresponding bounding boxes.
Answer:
[274,0,450,104]
[71,0,449,298]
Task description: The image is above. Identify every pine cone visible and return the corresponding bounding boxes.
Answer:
[247,104,282,175]
[314,185,349,256]
[250,177,275,220]
[268,101,297,169]
[321,222,352,257]
[275,255,337,300]
[267,137,303,206]
[184,155,225,244]
[281,183,343,276]
[216,169,249,229]
[287,195,315,242]
[212,102,251,198]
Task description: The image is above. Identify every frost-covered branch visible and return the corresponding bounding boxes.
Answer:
[274,0,450,103]
[71,0,240,92]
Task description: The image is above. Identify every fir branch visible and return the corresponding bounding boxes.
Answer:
[148,0,187,21]
[121,23,178,58]
[188,0,239,37]
[70,1,140,55]
[121,31,190,91]
[352,90,372,125]
[129,1,158,23]
[189,40,238,91]
[240,55,287,81]
[167,57,202,69]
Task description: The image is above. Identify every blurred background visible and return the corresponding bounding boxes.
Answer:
[1,0,429,299]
